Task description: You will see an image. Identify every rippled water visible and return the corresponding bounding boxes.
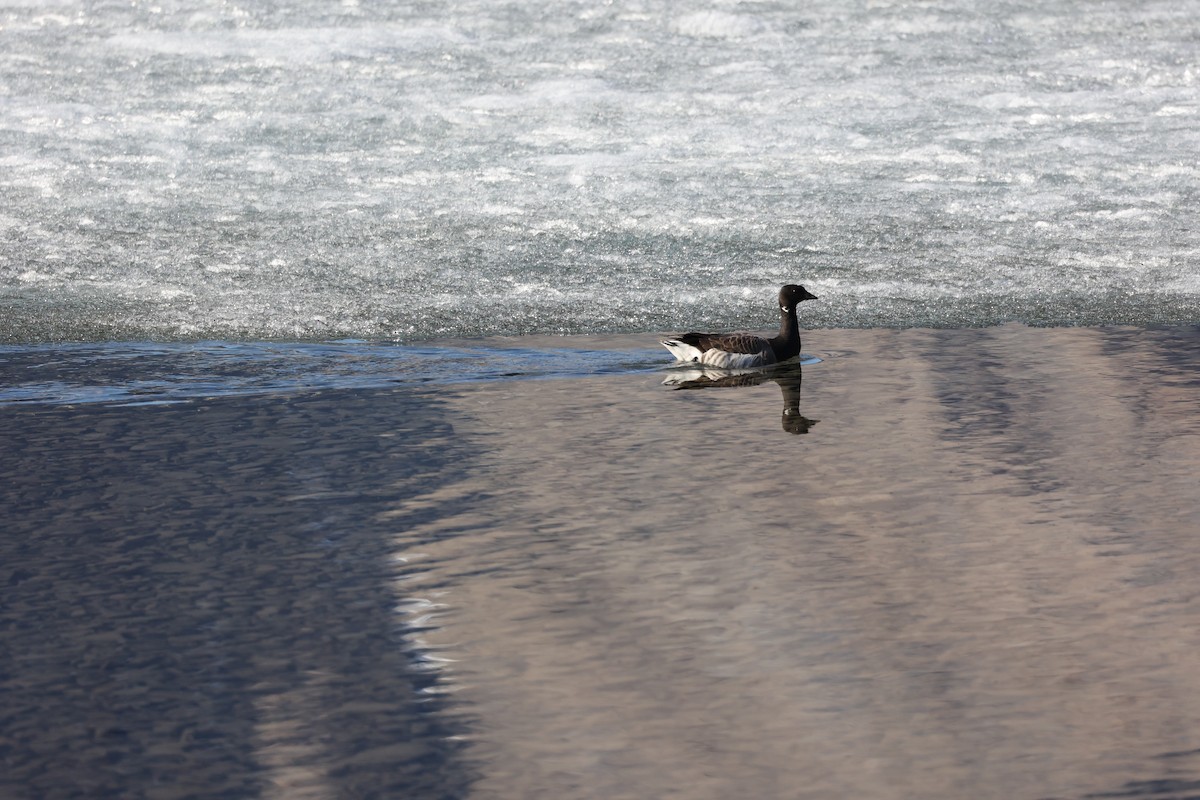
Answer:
[4,326,1200,798]
[3,0,1200,340]
[0,337,665,405]
[5,0,1200,795]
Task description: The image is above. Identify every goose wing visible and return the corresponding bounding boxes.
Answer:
[679,331,770,355]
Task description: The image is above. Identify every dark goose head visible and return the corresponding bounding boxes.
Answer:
[779,284,819,312]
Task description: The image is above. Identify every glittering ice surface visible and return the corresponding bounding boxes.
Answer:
[2,0,1198,341]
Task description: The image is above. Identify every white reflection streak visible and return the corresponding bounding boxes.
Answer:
[388,539,463,691]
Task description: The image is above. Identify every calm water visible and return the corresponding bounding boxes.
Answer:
[4,326,1200,798]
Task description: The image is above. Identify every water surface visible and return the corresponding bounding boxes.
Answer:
[4,326,1200,798]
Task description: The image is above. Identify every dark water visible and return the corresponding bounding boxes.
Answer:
[1,388,474,799]
[4,326,1200,799]
[0,339,663,405]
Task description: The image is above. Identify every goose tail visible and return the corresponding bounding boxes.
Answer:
[661,339,704,363]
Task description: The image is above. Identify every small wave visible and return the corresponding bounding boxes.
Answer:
[0,340,666,406]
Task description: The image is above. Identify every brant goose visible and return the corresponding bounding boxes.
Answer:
[661,284,818,368]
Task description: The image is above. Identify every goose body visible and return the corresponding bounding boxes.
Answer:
[662,284,818,368]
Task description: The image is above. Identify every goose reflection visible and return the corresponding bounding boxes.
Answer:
[662,362,818,435]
